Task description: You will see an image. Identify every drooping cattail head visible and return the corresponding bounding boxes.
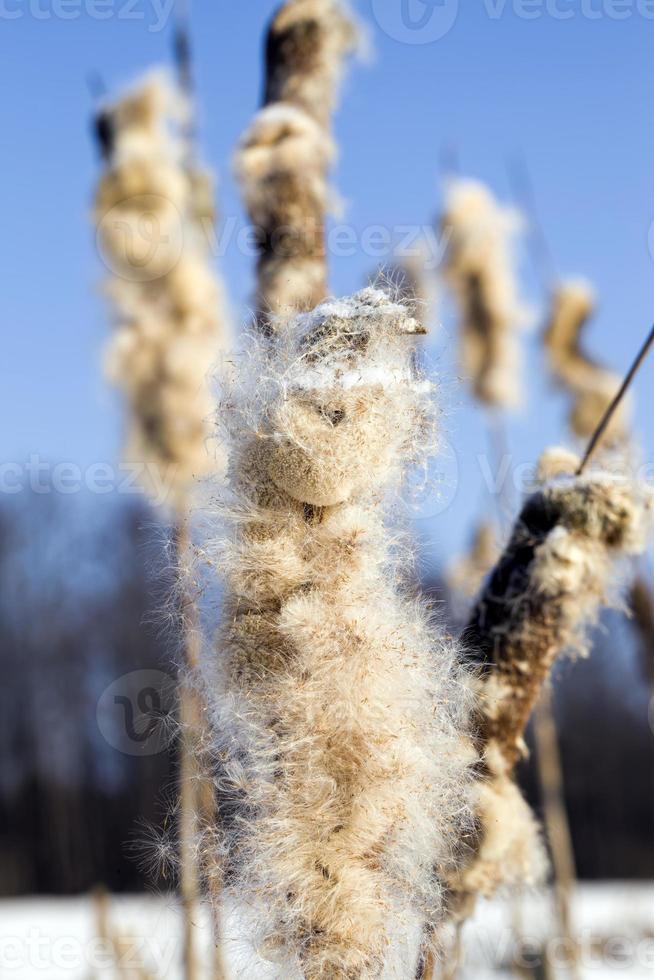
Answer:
[543,278,631,443]
[442,178,530,409]
[448,454,653,911]
[467,461,652,766]
[95,71,229,510]
[236,0,356,325]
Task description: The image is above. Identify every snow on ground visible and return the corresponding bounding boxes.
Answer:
[1,884,653,978]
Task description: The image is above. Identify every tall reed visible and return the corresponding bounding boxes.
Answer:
[94,69,230,980]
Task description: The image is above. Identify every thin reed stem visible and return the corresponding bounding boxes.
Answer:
[577,324,654,474]
[533,687,581,980]
[175,520,203,980]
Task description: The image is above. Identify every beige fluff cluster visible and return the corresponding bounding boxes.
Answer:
[452,458,653,910]
[235,0,356,324]
[442,178,530,409]
[203,289,473,978]
[95,71,228,509]
[543,279,630,442]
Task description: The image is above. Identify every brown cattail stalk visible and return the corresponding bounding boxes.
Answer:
[235,0,356,326]
[449,456,652,917]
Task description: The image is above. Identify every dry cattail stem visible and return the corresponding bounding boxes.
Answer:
[533,687,580,977]
[630,574,654,687]
[201,289,473,978]
[95,71,229,510]
[450,460,652,911]
[236,0,356,325]
[543,280,631,444]
[441,178,530,409]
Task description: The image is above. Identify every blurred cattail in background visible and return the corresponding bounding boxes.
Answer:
[543,278,631,446]
[235,0,356,325]
[200,289,473,978]
[441,178,530,410]
[95,70,229,511]
[93,66,231,980]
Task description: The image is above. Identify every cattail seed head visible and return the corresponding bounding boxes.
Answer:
[236,0,356,325]
[201,289,473,978]
[95,71,230,510]
[543,279,631,443]
[442,178,530,409]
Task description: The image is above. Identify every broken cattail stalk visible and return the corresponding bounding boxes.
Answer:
[235,0,356,325]
[200,289,473,978]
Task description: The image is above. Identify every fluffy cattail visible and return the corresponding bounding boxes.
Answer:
[235,0,356,325]
[441,178,530,409]
[202,289,473,978]
[451,456,652,911]
[543,279,630,443]
[95,71,229,510]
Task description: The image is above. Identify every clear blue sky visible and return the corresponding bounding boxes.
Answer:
[2,0,654,562]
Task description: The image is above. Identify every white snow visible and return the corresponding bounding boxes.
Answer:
[1,885,653,978]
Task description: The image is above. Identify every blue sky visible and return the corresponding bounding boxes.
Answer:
[2,0,654,562]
